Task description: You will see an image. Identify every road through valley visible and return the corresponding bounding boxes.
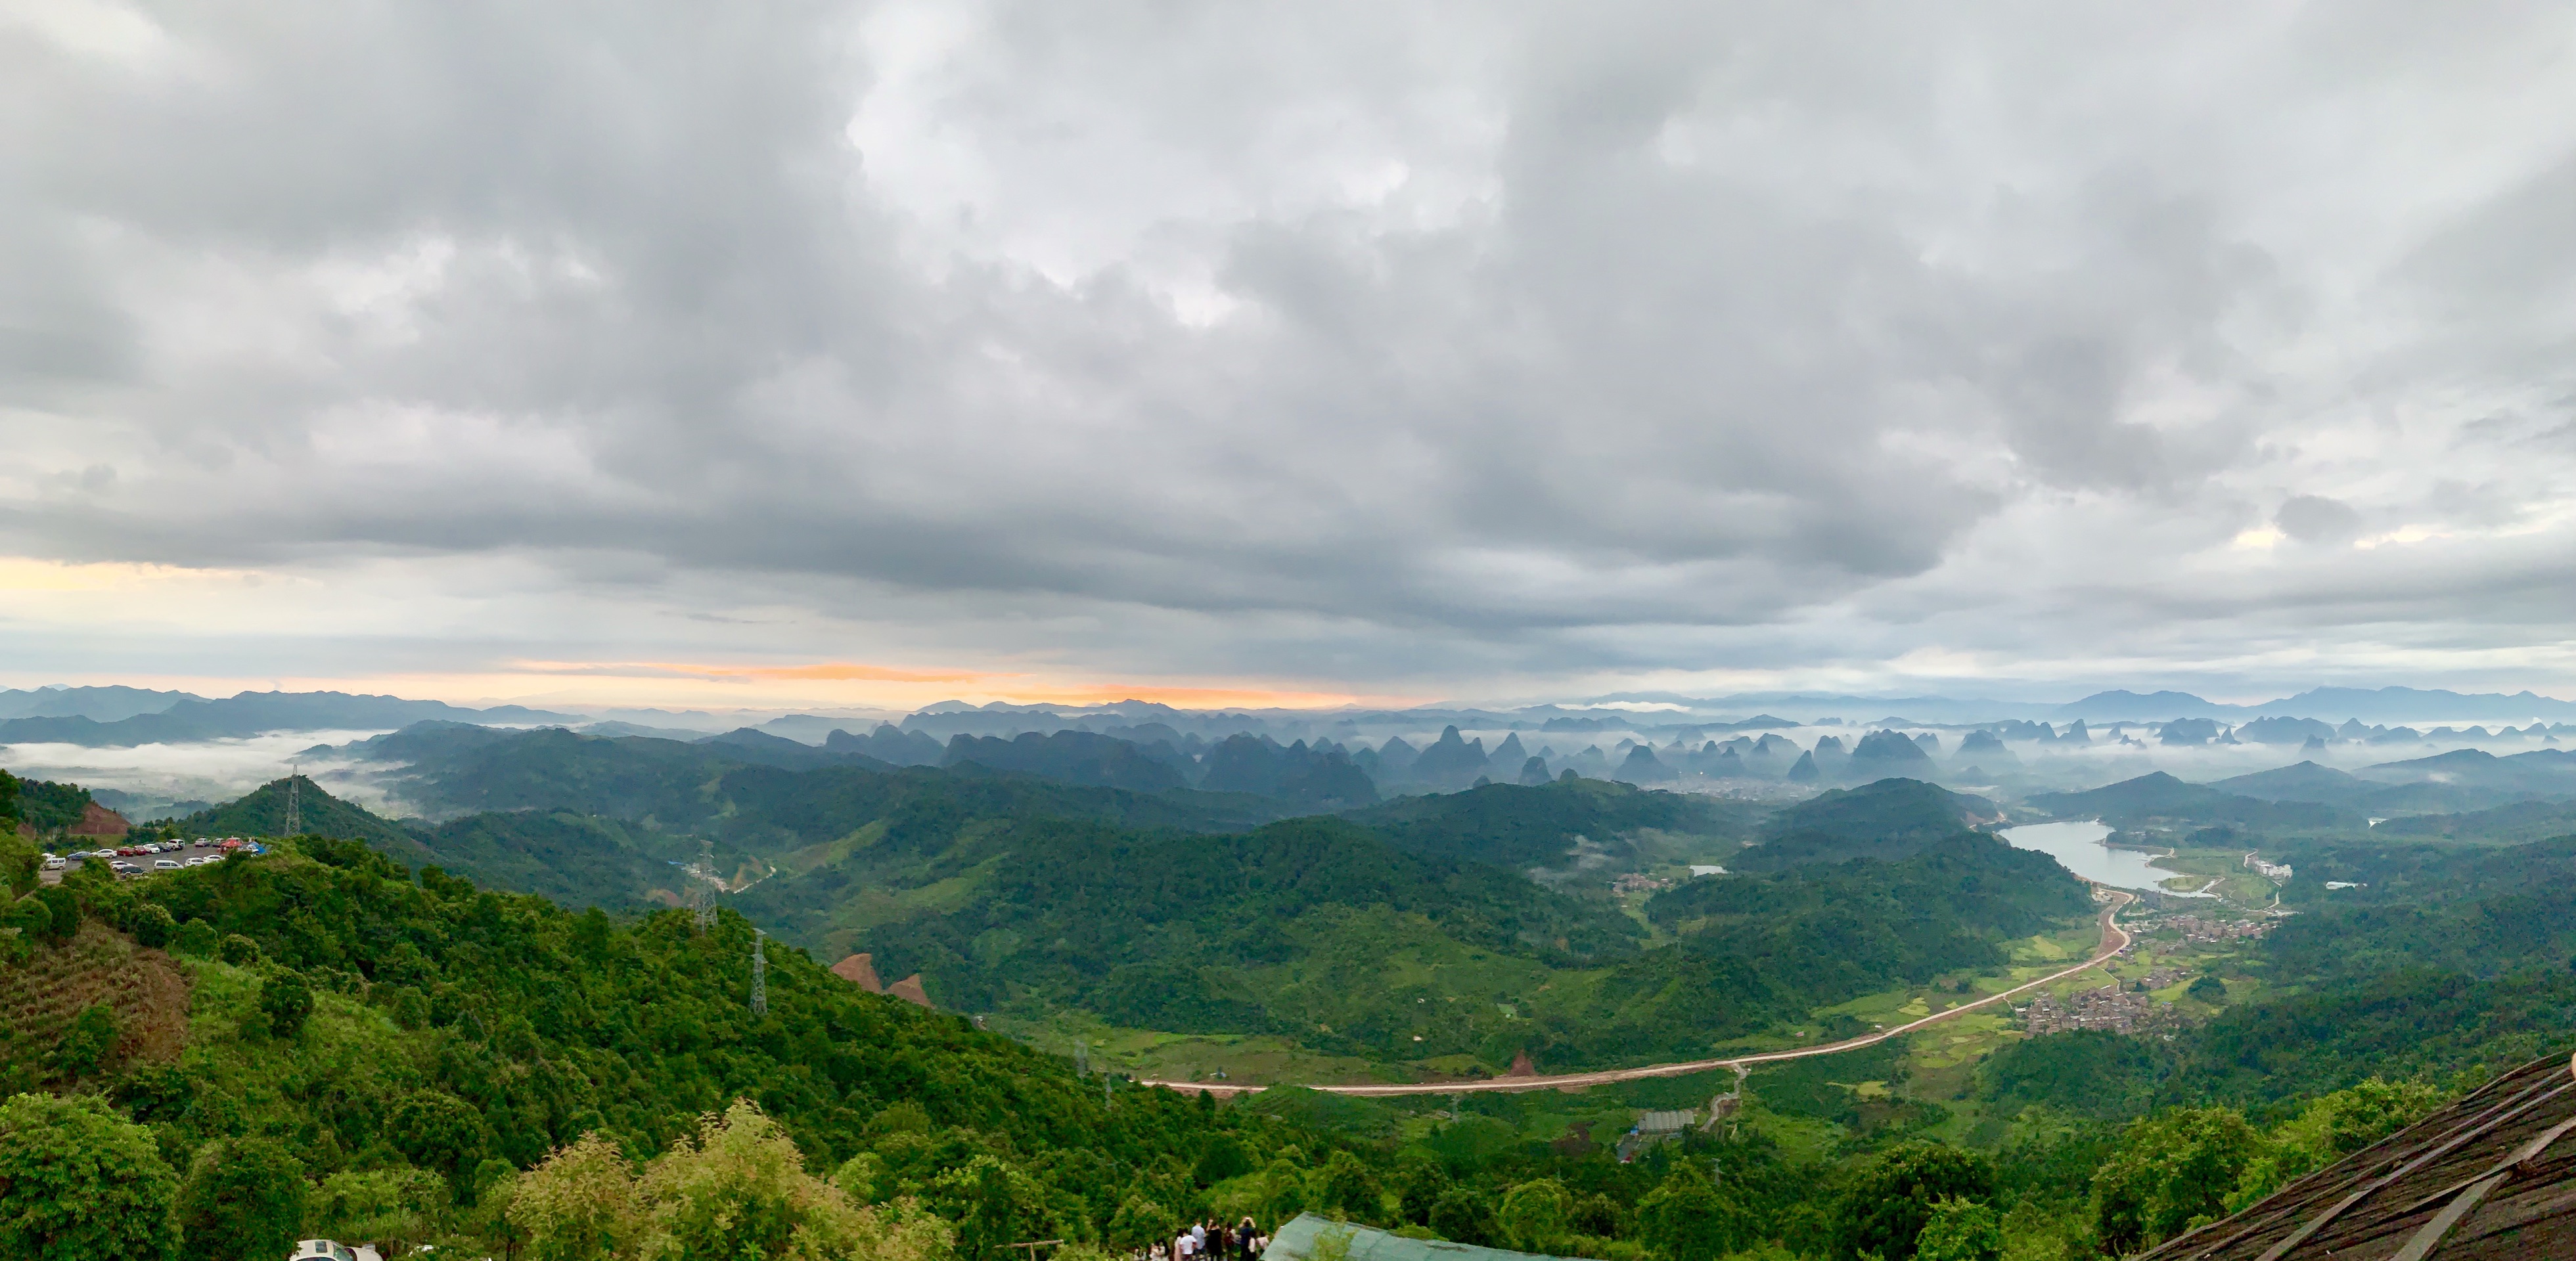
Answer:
[1144,887,2136,1099]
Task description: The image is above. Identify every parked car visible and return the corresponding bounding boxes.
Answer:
[292,1239,383,1261]
[41,854,65,870]
[152,859,181,870]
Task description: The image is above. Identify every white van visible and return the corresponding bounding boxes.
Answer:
[290,1241,384,1261]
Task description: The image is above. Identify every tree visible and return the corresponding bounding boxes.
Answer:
[2092,1108,2266,1256]
[635,1101,950,1261]
[1497,1179,1570,1252]
[0,831,35,898]
[258,969,315,1040]
[1192,1133,1252,1187]
[1833,1141,1995,1261]
[29,889,75,947]
[927,1154,1057,1261]
[45,1003,118,1081]
[310,1166,451,1256]
[1636,1166,1752,1261]
[130,903,175,950]
[0,1092,181,1261]
[1314,1151,1382,1222]
[1910,1199,2002,1261]
[1,898,49,949]
[1106,1194,1171,1251]
[511,1134,637,1261]
[1427,1189,1496,1248]
[176,1137,309,1261]
[389,1090,489,1197]
[1392,1157,1449,1226]
[1257,1159,1309,1226]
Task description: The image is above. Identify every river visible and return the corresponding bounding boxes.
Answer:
[1997,819,2214,895]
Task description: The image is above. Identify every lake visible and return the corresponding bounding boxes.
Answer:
[1997,819,2213,895]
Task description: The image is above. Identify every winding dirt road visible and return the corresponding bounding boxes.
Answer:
[1143,886,2135,1099]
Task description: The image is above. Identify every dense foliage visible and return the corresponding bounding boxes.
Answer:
[2,839,1340,1258]
[1731,780,1996,870]
[1343,779,1748,870]
[743,814,1646,1056]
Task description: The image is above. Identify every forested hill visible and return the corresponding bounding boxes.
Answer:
[734,814,1648,1043]
[3,840,1325,1258]
[1340,776,1751,869]
[1729,778,1996,870]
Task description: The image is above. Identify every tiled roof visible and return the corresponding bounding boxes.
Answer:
[1261,1214,1575,1261]
[2140,1050,2576,1260]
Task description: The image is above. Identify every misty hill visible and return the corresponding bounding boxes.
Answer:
[2252,686,2576,722]
[2046,686,2576,724]
[1404,725,1493,787]
[696,726,895,772]
[1194,734,1378,808]
[0,684,198,723]
[2027,772,2345,827]
[2054,690,2244,720]
[182,776,695,912]
[1844,728,1935,778]
[2200,760,2523,816]
[824,722,947,765]
[0,690,580,747]
[1342,776,1749,869]
[2209,761,2372,805]
[2372,799,2576,845]
[175,775,422,851]
[2357,747,2576,797]
[941,729,1191,793]
[1731,778,1995,870]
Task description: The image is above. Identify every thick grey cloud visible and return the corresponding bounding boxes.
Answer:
[2,0,2574,698]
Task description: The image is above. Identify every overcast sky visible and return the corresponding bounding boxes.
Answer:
[2,1,2573,711]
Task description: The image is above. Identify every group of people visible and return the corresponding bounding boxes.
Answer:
[1144,1217,1267,1261]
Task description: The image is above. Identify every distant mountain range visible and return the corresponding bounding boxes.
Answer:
[3,681,2573,753]
[0,690,581,747]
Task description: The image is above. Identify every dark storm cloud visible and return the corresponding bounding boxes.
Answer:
[2,0,2573,692]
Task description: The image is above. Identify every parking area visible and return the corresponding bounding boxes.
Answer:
[37,837,265,885]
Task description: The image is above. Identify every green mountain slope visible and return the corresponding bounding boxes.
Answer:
[2027,771,2346,828]
[1340,777,1751,869]
[1730,778,1996,870]
[736,814,1648,1059]
[178,776,426,853]
[11,840,1309,1256]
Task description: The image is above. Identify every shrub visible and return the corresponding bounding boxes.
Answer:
[0,1092,181,1261]
[176,1136,309,1261]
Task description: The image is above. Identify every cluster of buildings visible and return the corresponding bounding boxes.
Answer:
[2014,983,2182,1038]
[1611,872,1675,896]
[2244,852,2294,881]
[2160,914,2276,944]
[1614,1091,1740,1162]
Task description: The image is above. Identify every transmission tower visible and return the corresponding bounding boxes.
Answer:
[1074,1041,1090,1078]
[691,844,717,929]
[284,767,301,836]
[751,929,769,1016]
